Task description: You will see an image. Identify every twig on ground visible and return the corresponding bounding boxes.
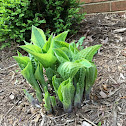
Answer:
[40,109,46,126]
[66,34,75,42]
[40,114,46,126]
[109,75,117,84]
[113,28,126,33]
[4,99,20,118]
[45,113,73,126]
[53,113,68,119]
[28,113,37,120]
[75,118,77,126]
[0,64,18,71]
[9,70,15,82]
[66,119,75,123]
[0,115,3,126]
[108,87,121,97]
[54,119,74,126]
[79,113,97,126]
[113,106,117,126]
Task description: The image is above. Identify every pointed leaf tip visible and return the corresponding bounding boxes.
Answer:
[31,25,46,48]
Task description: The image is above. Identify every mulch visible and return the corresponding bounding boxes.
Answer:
[0,13,126,126]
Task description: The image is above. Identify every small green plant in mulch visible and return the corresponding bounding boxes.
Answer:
[76,36,85,50]
[13,26,101,113]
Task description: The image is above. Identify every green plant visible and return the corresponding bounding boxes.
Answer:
[0,0,45,48]
[76,36,85,50]
[0,42,11,50]
[13,26,101,113]
[44,87,57,113]
[98,121,102,126]
[23,89,41,108]
[57,78,75,112]
[33,0,85,35]
[0,0,85,49]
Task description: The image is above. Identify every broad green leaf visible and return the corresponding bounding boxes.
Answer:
[29,55,38,73]
[13,53,40,96]
[59,47,71,57]
[46,67,55,85]
[17,50,22,57]
[50,96,57,110]
[75,59,93,68]
[69,42,79,60]
[36,92,43,103]
[57,81,65,102]
[58,78,75,113]
[13,56,30,70]
[62,83,75,112]
[75,45,102,61]
[42,34,53,53]
[69,42,79,53]
[44,86,48,93]
[57,61,84,80]
[19,48,57,68]
[53,48,70,63]
[47,39,54,54]
[52,75,63,94]
[31,25,46,48]
[53,40,69,48]
[20,45,42,53]
[34,63,47,89]
[44,87,52,113]
[58,47,72,61]
[74,68,86,108]
[20,43,40,71]
[54,31,68,41]
[21,62,38,90]
[44,36,69,55]
[21,62,42,102]
[33,53,57,68]
[74,82,81,107]
[85,64,97,92]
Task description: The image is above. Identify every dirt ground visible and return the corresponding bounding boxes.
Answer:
[0,13,126,126]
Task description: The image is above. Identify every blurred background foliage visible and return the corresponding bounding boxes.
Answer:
[0,0,85,49]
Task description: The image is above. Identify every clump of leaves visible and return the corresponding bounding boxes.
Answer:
[13,26,101,113]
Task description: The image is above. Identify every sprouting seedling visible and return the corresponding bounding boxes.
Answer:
[98,121,102,126]
[76,36,85,50]
[15,69,19,72]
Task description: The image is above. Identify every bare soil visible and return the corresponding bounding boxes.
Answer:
[0,13,126,126]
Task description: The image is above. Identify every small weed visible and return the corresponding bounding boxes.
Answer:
[76,36,85,50]
[98,121,102,126]
[15,70,19,73]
